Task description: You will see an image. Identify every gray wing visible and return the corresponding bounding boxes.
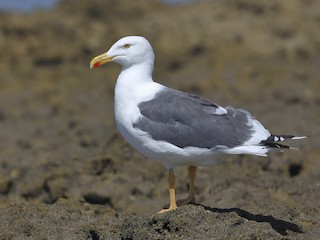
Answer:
[133,88,254,149]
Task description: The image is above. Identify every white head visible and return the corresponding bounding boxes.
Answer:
[90,36,155,70]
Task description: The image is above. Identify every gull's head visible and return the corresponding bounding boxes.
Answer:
[90,36,154,69]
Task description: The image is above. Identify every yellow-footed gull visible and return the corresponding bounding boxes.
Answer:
[90,36,307,213]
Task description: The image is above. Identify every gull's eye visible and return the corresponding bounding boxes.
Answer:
[123,44,131,49]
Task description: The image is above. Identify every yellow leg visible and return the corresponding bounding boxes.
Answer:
[176,166,196,206]
[158,168,177,213]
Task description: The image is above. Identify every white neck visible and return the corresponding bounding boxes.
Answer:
[115,59,155,100]
[114,60,164,123]
[121,58,154,82]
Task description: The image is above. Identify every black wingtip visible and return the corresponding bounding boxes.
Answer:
[262,135,309,144]
[260,134,308,150]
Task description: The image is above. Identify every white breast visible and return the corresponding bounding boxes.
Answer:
[114,69,165,153]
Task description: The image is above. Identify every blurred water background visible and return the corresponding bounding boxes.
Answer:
[0,0,202,12]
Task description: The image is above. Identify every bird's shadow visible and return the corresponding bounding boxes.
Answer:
[194,203,303,236]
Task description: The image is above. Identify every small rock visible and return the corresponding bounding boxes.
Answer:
[0,177,12,194]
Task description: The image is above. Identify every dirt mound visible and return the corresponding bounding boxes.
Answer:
[0,0,319,239]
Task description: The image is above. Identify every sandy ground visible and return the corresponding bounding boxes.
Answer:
[0,0,319,239]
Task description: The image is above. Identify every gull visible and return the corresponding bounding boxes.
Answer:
[90,36,307,213]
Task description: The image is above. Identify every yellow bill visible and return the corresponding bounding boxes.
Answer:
[90,53,113,69]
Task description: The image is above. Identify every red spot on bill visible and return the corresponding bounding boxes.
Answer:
[93,62,101,68]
